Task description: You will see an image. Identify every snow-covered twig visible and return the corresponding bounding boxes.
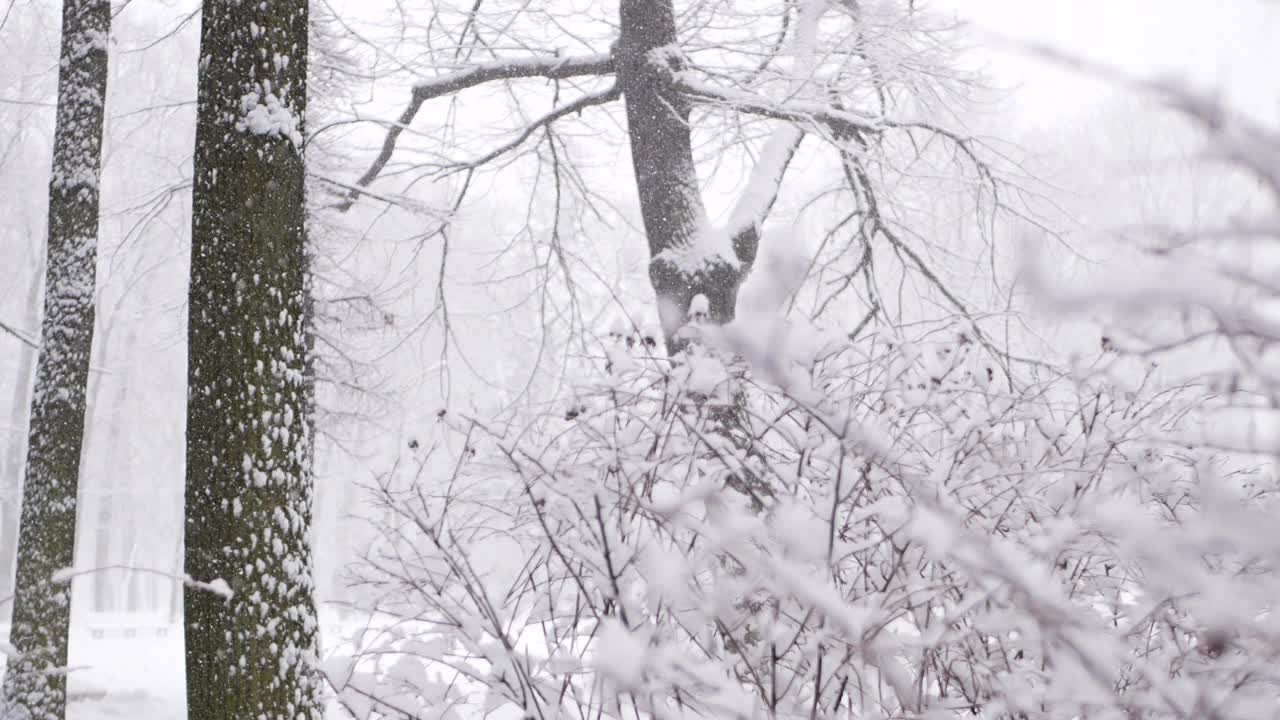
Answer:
[48,564,233,599]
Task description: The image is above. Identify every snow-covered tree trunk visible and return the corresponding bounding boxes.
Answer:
[617,0,803,352]
[618,0,748,351]
[343,1,820,356]
[0,0,109,717]
[182,0,319,718]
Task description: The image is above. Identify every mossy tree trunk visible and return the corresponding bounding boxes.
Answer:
[1,0,110,718]
[183,0,320,718]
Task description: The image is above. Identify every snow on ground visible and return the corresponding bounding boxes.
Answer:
[71,693,184,720]
[0,615,187,720]
[3,612,356,720]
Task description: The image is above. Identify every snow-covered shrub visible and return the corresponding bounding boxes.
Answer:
[330,295,1280,718]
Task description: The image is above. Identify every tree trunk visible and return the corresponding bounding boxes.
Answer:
[1,265,42,608]
[1,0,109,717]
[183,0,320,717]
[617,0,753,352]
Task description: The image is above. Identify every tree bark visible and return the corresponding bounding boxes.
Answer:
[183,0,320,717]
[1,0,109,717]
[617,0,752,351]
[345,0,799,351]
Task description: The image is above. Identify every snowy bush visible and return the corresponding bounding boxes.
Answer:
[330,283,1280,718]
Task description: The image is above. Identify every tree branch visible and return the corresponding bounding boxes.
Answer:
[1012,38,1280,198]
[671,73,880,142]
[726,124,805,265]
[0,316,38,349]
[340,52,615,210]
[446,83,621,175]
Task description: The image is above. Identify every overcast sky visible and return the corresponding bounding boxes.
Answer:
[941,0,1280,127]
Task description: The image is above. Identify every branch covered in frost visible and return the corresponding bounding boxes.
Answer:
[672,73,880,141]
[1010,38,1280,196]
[341,310,1262,718]
[1019,39,1280,406]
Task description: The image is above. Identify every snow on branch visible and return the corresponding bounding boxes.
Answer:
[672,70,999,193]
[340,52,615,210]
[1025,250,1280,342]
[725,124,804,262]
[718,0,816,266]
[1014,38,1280,376]
[343,312,1265,718]
[48,565,234,600]
[1005,37,1280,196]
[672,72,881,141]
[660,122,806,273]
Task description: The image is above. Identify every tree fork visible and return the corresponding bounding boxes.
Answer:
[617,0,749,350]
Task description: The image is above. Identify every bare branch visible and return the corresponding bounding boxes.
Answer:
[340,52,615,210]
[0,316,38,349]
[447,83,621,175]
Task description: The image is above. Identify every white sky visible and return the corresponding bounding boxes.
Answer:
[940,0,1280,127]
